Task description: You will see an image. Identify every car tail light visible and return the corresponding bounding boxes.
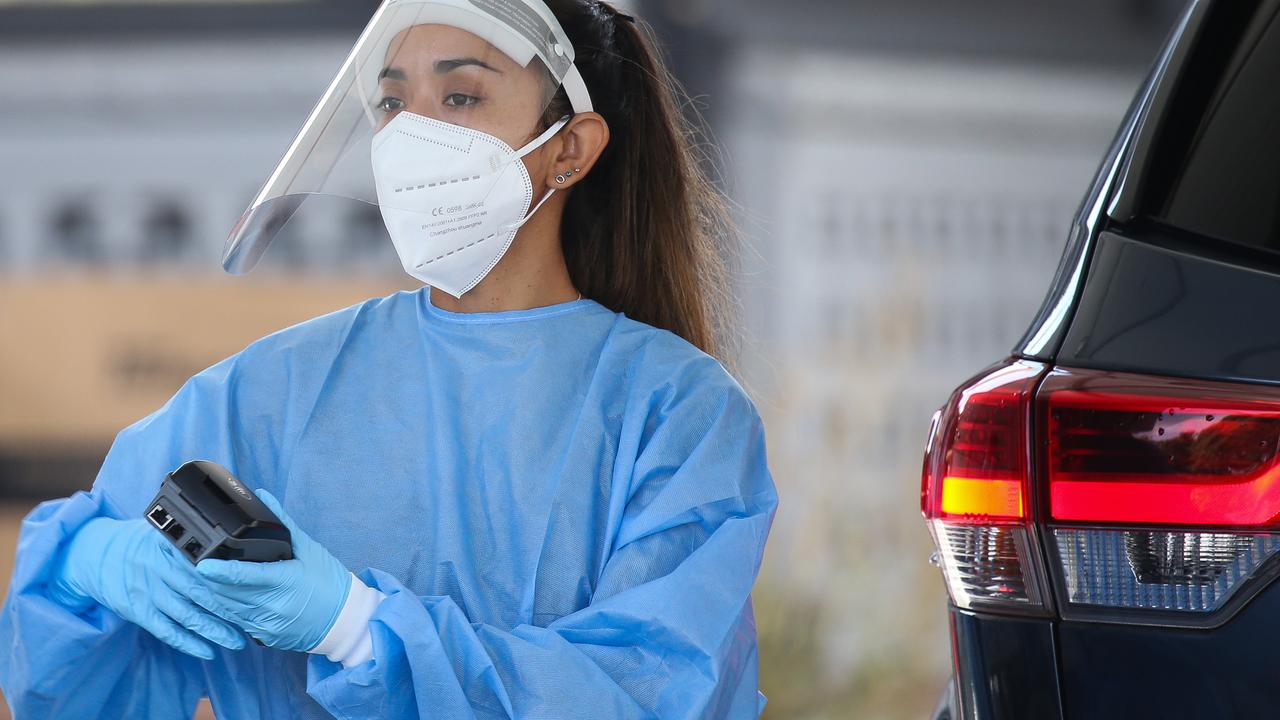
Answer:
[921,360,1052,615]
[1042,367,1280,623]
[923,362,1280,624]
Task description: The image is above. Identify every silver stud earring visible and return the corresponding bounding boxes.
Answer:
[555,168,583,184]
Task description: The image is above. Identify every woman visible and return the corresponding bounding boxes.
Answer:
[0,1,778,718]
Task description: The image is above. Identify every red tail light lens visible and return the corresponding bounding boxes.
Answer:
[922,360,1051,614]
[922,361,1042,525]
[1044,369,1280,526]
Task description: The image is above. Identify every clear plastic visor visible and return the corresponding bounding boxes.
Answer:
[223,0,574,273]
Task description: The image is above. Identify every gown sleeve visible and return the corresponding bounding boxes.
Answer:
[0,345,285,718]
[305,366,780,720]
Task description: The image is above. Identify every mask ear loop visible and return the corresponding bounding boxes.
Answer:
[508,115,573,229]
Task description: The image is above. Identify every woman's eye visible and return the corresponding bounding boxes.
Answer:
[375,97,405,113]
[443,93,479,107]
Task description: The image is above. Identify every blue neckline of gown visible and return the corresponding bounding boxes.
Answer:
[418,287,600,325]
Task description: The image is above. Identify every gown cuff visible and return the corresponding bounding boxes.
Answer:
[308,572,386,668]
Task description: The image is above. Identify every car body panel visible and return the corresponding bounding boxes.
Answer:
[1056,580,1280,719]
[951,610,1063,720]
[1057,232,1280,386]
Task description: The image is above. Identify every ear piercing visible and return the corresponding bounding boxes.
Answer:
[555,168,582,184]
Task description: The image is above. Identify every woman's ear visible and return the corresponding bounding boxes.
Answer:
[543,112,610,189]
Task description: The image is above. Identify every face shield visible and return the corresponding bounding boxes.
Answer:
[222,0,593,279]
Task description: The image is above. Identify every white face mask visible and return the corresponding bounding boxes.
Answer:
[370,111,569,298]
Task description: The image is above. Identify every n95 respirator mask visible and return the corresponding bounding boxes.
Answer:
[370,113,568,298]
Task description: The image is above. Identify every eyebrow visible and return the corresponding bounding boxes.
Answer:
[435,57,504,74]
[378,58,503,82]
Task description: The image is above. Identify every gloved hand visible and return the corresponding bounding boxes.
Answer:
[48,515,248,660]
[195,489,352,652]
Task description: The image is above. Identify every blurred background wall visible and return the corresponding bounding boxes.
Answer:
[0,1,1186,717]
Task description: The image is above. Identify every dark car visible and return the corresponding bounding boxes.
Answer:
[921,1,1280,717]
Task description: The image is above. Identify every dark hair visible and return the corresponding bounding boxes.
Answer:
[540,0,737,359]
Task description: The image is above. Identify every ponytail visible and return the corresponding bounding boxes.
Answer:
[542,0,737,359]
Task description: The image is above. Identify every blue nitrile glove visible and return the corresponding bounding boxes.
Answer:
[194,489,351,652]
[48,516,248,660]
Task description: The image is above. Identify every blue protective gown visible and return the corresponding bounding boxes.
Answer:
[0,289,778,719]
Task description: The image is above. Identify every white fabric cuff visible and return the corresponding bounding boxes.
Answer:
[308,572,386,668]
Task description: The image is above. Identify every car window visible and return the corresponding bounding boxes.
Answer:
[1145,1,1280,253]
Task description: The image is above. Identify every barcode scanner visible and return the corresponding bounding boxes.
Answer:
[145,460,293,564]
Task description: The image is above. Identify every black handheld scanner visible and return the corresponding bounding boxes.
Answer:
[145,460,293,564]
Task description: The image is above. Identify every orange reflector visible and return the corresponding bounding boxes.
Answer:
[940,477,1024,519]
